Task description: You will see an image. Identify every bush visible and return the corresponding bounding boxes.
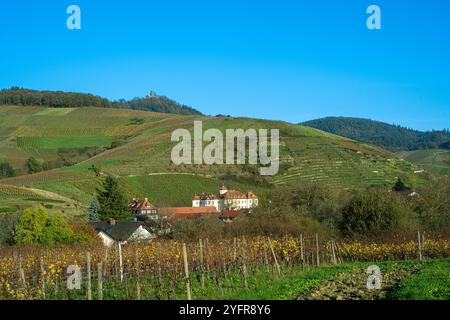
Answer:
[26,156,43,173]
[14,205,93,246]
[0,213,19,245]
[340,188,410,237]
[0,161,16,178]
[408,178,450,230]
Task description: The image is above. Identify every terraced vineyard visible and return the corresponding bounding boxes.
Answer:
[0,106,431,213]
[397,149,450,177]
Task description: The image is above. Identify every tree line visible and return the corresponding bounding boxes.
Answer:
[0,87,201,115]
[302,116,450,151]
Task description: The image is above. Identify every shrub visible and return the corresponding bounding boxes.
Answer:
[340,188,410,237]
[0,161,16,178]
[14,205,93,246]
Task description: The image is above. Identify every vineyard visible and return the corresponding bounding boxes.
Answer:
[1,234,449,300]
[16,136,114,150]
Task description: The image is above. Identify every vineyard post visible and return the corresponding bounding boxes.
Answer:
[331,240,337,264]
[98,262,103,300]
[156,243,163,299]
[300,234,304,271]
[233,237,237,261]
[263,244,269,272]
[104,247,109,278]
[118,242,124,283]
[18,255,27,294]
[199,239,205,289]
[422,232,426,258]
[40,256,46,299]
[417,231,423,261]
[205,238,210,274]
[267,238,281,278]
[86,252,92,300]
[240,238,249,289]
[135,249,141,300]
[315,233,320,267]
[182,243,192,300]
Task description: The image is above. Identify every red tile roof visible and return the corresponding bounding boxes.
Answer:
[160,206,218,219]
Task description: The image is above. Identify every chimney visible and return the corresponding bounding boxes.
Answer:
[109,218,116,226]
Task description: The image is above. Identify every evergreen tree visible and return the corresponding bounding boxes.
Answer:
[97,176,131,221]
[88,198,101,222]
[393,177,408,192]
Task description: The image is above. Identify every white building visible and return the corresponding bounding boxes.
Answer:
[91,221,156,247]
[192,186,258,212]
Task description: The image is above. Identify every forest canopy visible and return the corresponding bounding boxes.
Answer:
[302,117,450,151]
[0,87,202,116]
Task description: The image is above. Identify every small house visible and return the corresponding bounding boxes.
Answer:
[128,198,159,220]
[91,220,156,247]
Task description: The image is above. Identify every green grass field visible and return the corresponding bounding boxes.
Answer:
[387,259,450,300]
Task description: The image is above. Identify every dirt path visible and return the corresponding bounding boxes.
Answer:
[296,263,422,300]
[25,187,82,206]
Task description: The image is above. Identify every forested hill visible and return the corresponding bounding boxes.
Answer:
[301,117,450,151]
[0,87,202,115]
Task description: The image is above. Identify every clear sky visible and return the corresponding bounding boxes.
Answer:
[0,0,449,130]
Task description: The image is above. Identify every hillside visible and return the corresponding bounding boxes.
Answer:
[0,87,201,115]
[397,149,450,177]
[301,117,450,151]
[0,106,429,215]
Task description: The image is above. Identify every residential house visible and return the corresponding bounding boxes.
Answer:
[91,220,156,247]
[128,198,159,220]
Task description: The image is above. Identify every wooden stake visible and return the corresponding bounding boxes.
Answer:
[205,238,210,274]
[97,262,103,300]
[331,240,337,264]
[199,239,205,289]
[315,233,320,267]
[18,256,27,293]
[267,238,281,277]
[40,257,46,299]
[182,243,192,300]
[86,252,92,300]
[300,234,304,270]
[135,249,141,300]
[417,231,423,261]
[233,237,237,261]
[118,242,124,283]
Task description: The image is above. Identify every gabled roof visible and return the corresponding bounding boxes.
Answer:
[128,198,157,210]
[90,221,146,242]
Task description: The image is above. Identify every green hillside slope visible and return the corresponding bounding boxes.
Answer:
[397,149,450,177]
[0,106,429,215]
[302,117,450,151]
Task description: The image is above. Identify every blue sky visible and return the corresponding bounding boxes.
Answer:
[0,0,449,131]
